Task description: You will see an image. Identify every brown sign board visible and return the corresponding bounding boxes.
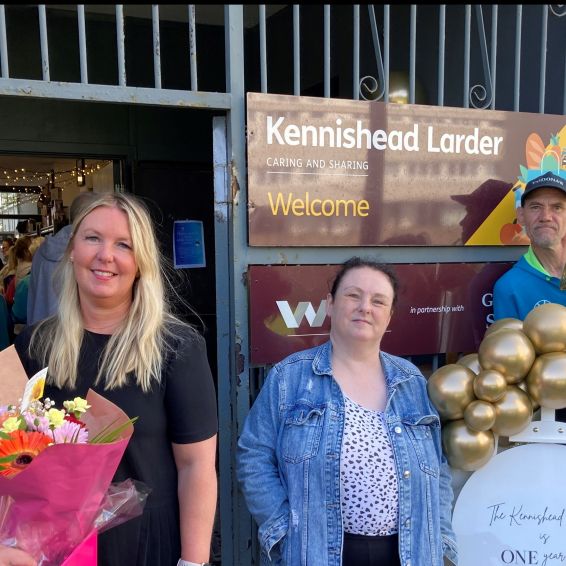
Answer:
[248,262,514,365]
[247,92,566,246]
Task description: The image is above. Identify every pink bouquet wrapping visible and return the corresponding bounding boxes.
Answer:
[0,346,136,565]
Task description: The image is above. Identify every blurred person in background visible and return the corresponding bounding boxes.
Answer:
[5,237,32,310]
[27,192,100,325]
[0,237,14,267]
[11,236,44,333]
[0,245,16,296]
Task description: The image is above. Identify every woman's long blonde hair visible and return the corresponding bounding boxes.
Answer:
[30,192,194,392]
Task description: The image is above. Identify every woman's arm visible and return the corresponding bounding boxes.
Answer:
[439,450,458,565]
[172,435,218,563]
[0,545,36,566]
[236,367,290,559]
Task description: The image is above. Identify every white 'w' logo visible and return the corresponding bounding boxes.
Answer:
[276,300,328,328]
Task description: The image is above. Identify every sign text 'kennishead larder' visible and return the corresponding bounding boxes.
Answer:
[247,92,566,246]
[266,116,504,155]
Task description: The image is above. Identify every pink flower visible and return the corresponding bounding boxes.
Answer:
[24,413,50,434]
[51,421,89,444]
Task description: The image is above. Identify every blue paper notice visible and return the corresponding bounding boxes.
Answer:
[173,220,206,268]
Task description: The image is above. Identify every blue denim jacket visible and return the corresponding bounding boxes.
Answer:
[237,341,458,566]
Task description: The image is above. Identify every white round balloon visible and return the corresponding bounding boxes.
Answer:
[453,443,566,566]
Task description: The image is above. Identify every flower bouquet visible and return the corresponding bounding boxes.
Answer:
[0,345,138,565]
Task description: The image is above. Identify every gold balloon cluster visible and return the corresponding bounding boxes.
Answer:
[427,303,566,471]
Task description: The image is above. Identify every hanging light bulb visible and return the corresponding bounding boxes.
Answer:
[76,158,85,187]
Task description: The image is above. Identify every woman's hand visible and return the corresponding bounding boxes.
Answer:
[0,545,36,566]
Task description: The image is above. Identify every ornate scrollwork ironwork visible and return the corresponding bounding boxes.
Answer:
[360,75,380,100]
[470,5,493,109]
[359,5,385,101]
[549,5,566,17]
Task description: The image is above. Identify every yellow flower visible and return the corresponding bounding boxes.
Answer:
[47,408,65,428]
[1,416,23,433]
[63,397,90,415]
[31,377,45,402]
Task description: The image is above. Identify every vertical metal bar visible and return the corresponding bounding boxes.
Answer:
[293,5,300,96]
[116,5,126,87]
[223,8,247,566]
[212,115,233,566]
[324,4,330,98]
[384,5,390,102]
[0,5,9,78]
[438,5,446,106]
[77,5,88,84]
[409,5,416,104]
[353,5,359,100]
[188,4,198,91]
[38,5,50,81]
[473,5,493,109]
[490,5,497,109]
[259,5,267,93]
[513,5,522,111]
[463,4,471,108]
[152,5,162,89]
[366,5,385,101]
[539,4,548,113]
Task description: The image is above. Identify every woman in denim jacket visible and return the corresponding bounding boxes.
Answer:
[237,257,458,566]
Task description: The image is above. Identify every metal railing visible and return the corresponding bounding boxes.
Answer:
[254,4,565,114]
[0,4,230,108]
[0,5,562,114]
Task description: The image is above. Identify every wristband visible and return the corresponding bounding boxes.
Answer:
[177,560,210,566]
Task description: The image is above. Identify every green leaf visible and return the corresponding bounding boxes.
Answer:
[0,431,11,440]
[89,416,138,444]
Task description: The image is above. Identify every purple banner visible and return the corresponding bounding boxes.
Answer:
[249,262,514,365]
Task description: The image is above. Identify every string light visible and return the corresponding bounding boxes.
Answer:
[0,159,112,190]
[0,159,112,221]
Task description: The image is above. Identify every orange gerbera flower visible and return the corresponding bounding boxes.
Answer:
[0,430,51,478]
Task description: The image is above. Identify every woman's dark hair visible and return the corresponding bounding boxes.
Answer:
[330,257,399,308]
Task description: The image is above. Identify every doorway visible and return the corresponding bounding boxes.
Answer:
[131,160,218,378]
[0,154,118,241]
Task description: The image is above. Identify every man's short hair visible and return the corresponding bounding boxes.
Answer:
[521,171,566,206]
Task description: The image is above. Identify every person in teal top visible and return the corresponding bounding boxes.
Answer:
[493,171,566,320]
[11,272,30,325]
